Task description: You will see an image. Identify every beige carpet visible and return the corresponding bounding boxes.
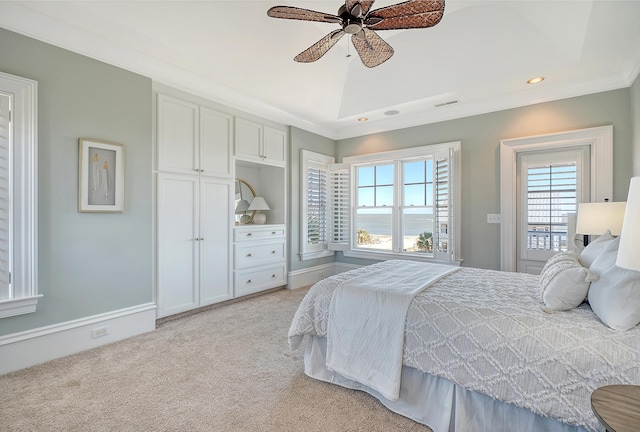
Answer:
[0,287,432,432]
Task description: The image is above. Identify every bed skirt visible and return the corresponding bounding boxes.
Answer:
[304,336,589,432]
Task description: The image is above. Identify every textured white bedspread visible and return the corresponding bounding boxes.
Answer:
[288,261,640,432]
[326,261,458,401]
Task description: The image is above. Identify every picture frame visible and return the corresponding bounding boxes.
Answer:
[78,138,124,212]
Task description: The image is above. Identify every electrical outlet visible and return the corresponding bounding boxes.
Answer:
[91,326,110,339]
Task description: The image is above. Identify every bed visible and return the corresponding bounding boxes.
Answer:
[288,252,640,432]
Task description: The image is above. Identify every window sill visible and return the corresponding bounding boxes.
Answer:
[343,249,460,266]
[299,250,335,261]
[0,295,43,319]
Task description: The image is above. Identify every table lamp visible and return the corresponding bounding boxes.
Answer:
[248,197,270,224]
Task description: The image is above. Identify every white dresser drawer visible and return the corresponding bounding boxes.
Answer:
[235,264,286,296]
[235,241,285,268]
[234,225,285,242]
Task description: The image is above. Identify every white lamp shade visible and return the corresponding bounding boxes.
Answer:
[248,196,270,211]
[235,199,250,214]
[575,201,627,236]
[616,177,640,271]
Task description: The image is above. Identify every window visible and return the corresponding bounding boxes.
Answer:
[516,147,590,272]
[0,71,39,319]
[526,159,578,252]
[343,142,461,264]
[300,150,335,260]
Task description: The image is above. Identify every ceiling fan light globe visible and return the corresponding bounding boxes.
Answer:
[345,22,363,34]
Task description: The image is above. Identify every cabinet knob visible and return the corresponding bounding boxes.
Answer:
[271,250,276,254]
[246,233,252,237]
[271,274,276,278]
[271,231,276,235]
[247,279,253,284]
[246,253,252,257]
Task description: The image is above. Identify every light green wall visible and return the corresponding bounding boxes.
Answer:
[631,74,640,176]
[0,28,153,336]
[336,89,634,270]
[289,127,336,272]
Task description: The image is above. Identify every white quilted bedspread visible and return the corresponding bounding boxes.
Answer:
[288,261,640,432]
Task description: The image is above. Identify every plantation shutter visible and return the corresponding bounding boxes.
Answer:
[306,162,327,247]
[0,93,12,300]
[328,163,350,251]
[300,150,335,260]
[433,149,452,262]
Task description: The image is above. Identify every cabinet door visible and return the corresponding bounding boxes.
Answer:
[200,107,233,177]
[235,117,263,162]
[157,94,199,174]
[199,177,233,305]
[157,174,199,317]
[263,126,287,166]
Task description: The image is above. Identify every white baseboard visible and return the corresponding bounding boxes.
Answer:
[287,262,362,290]
[0,302,157,375]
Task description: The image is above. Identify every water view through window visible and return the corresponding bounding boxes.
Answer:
[356,159,435,255]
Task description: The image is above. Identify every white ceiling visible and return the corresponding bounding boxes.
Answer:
[1,1,640,140]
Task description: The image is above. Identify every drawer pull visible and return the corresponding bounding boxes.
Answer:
[271,231,276,235]
[246,279,253,284]
[271,274,276,278]
[271,250,276,254]
[246,253,252,257]
[246,233,252,237]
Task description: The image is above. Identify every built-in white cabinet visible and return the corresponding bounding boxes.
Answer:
[156,173,233,317]
[155,85,289,318]
[235,117,286,166]
[234,225,286,296]
[157,94,233,177]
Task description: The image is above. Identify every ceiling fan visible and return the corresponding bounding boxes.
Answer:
[267,0,445,68]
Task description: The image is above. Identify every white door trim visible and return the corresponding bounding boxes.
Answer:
[500,126,613,271]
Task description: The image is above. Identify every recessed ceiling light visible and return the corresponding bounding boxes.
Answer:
[358,117,368,122]
[527,77,544,84]
[384,110,400,116]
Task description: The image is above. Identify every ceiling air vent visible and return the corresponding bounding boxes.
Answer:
[434,100,459,108]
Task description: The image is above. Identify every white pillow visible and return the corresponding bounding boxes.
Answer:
[539,254,597,311]
[588,237,640,331]
[540,250,580,275]
[579,230,614,267]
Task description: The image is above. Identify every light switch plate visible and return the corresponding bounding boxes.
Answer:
[487,214,501,224]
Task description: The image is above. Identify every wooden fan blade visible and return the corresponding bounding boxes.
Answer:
[367,10,444,30]
[267,6,342,24]
[294,29,346,63]
[366,0,445,29]
[351,28,394,68]
[346,0,375,17]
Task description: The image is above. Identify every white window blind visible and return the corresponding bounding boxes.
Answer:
[328,163,350,251]
[0,93,12,301]
[434,150,451,261]
[526,162,577,252]
[300,150,335,260]
[307,166,327,246]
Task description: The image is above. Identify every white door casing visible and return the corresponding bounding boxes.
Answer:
[500,126,613,272]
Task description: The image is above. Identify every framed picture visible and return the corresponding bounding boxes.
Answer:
[78,138,124,212]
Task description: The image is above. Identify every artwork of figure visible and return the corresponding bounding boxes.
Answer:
[86,146,116,206]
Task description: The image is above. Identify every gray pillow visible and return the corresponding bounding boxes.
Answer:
[588,237,640,330]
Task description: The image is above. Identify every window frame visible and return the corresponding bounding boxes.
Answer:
[342,142,462,264]
[0,71,40,319]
